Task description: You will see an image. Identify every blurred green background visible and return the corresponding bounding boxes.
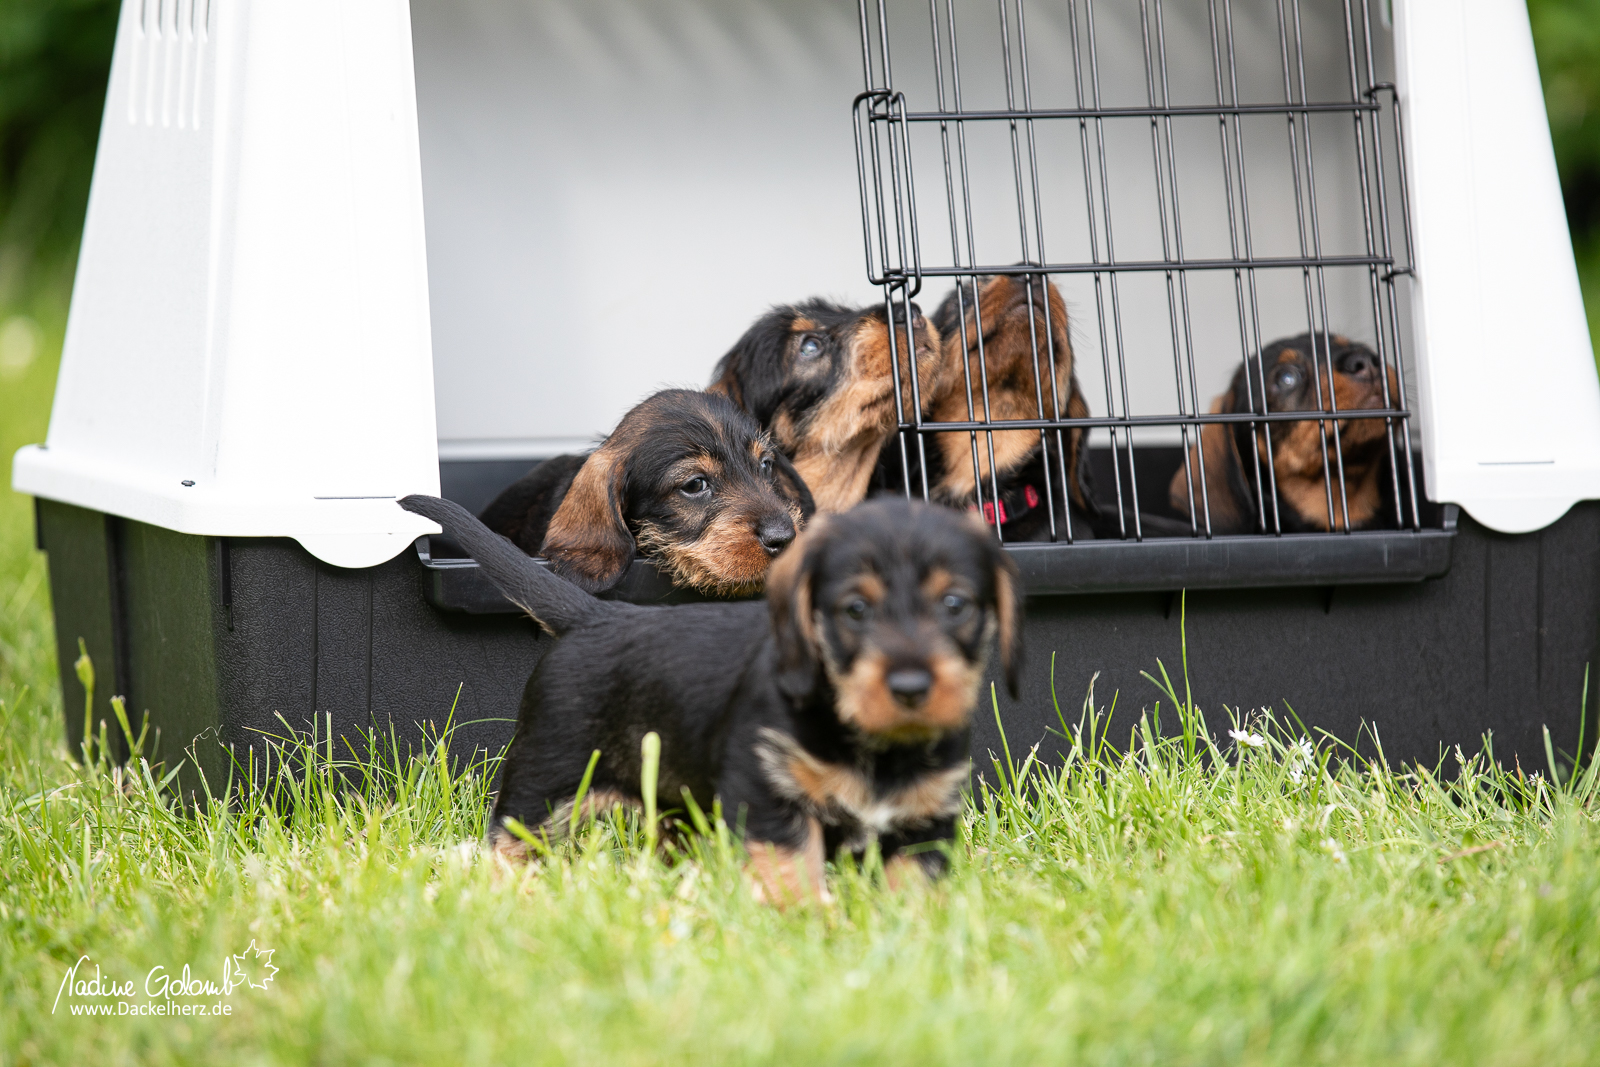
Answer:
[0,0,1597,469]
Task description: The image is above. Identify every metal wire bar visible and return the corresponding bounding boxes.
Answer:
[1139,0,1212,541]
[1009,0,1073,542]
[1372,82,1424,528]
[935,0,1008,541]
[1341,0,1413,532]
[904,406,1415,432]
[864,253,1395,275]
[1087,0,1149,540]
[927,0,989,519]
[853,91,917,497]
[1203,0,1247,538]
[1272,0,1338,533]
[900,101,1381,120]
[1067,0,1131,538]
[1151,0,1215,541]
[1223,0,1283,535]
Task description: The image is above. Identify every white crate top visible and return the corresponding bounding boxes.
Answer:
[1398,0,1600,533]
[12,0,1600,565]
[12,0,442,568]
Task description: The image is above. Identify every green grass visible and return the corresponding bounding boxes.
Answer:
[3,292,1600,1064]
[4,645,1600,1065]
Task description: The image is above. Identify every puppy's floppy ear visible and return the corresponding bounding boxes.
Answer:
[766,516,831,700]
[539,442,635,593]
[769,448,817,522]
[993,546,1024,700]
[707,364,743,407]
[709,310,794,426]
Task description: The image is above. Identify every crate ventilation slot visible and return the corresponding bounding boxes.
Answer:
[127,0,211,131]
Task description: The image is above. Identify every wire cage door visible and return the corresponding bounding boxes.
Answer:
[854,0,1422,549]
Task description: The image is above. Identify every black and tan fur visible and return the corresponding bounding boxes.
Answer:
[875,273,1100,541]
[709,299,949,515]
[479,390,813,595]
[398,494,1019,905]
[1168,333,1403,533]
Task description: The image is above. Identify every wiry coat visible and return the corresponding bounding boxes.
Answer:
[874,274,1103,542]
[399,494,1020,903]
[1169,333,1403,534]
[479,389,813,595]
[710,299,948,514]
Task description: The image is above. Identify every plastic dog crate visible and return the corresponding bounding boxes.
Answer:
[13,0,1600,792]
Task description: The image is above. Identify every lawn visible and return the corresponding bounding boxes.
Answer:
[3,310,1600,1064]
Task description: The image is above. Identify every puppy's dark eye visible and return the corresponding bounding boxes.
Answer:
[1273,367,1300,392]
[798,337,823,360]
[842,597,871,622]
[941,593,970,618]
[679,476,711,498]
[759,456,774,475]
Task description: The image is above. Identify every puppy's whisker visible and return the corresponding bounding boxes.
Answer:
[635,520,769,597]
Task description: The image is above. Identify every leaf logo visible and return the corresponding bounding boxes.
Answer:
[229,940,279,991]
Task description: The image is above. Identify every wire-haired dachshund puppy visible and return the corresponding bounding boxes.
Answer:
[479,389,814,596]
[398,494,1020,904]
[1168,333,1403,533]
[709,299,948,515]
[877,273,1099,541]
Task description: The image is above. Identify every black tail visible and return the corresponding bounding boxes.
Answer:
[399,495,617,636]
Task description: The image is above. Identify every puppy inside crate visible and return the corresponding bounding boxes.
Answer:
[710,274,1113,540]
[709,297,947,514]
[870,272,1111,541]
[478,300,937,597]
[1168,332,1407,535]
[403,493,1019,904]
[479,389,814,596]
[863,278,1410,540]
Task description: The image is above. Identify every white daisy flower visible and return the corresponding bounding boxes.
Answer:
[1229,728,1266,749]
[1287,739,1316,784]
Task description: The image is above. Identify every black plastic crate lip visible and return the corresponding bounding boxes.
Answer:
[418,507,1457,614]
[1007,524,1455,596]
[417,540,752,615]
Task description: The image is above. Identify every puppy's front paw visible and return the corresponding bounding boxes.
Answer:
[883,853,934,892]
[744,820,830,908]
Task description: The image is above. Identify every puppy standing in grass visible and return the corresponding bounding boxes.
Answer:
[479,389,813,595]
[710,299,949,514]
[399,494,1019,903]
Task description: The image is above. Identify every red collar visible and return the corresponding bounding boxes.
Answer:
[969,483,1041,526]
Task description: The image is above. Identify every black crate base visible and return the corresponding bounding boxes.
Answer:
[36,496,1600,797]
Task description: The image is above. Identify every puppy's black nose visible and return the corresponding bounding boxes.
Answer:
[887,668,933,708]
[757,517,796,557]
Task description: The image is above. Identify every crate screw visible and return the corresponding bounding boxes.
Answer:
[181,480,195,486]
